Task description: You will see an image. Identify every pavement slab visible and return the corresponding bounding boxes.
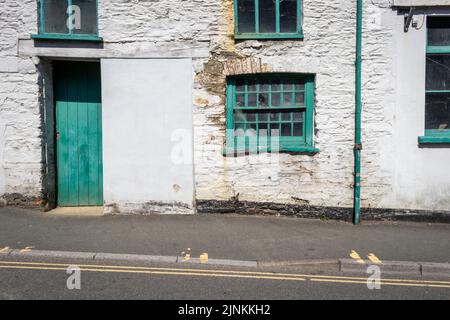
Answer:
[0,207,449,267]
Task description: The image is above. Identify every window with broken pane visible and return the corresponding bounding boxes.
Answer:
[234,0,302,39]
[226,75,315,153]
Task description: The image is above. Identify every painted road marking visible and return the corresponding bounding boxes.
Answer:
[181,248,191,261]
[0,260,449,289]
[350,250,365,264]
[2,260,450,284]
[368,253,382,265]
[310,278,450,289]
[0,247,10,254]
[0,265,308,282]
[199,253,209,264]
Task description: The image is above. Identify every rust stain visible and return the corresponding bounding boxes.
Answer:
[194,97,210,108]
[196,53,272,108]
[223,0,236,52]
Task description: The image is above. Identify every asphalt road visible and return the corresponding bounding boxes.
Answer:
[0,257,449,300]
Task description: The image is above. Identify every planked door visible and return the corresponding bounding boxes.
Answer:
[54,61,103,206]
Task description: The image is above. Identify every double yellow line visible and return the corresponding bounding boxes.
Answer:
[0,260,450,289]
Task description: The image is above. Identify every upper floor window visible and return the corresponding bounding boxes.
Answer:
[422,17,450,143]
[234,0,303,40]
[33,0,101,41]
[225,74,317,155]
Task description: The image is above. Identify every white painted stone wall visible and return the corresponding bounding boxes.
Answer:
[193,1,358,208]
[376,7,450,211]
[0,0,448,212]
[0,0,41,202]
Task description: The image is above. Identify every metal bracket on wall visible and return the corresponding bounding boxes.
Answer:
[404,7,416,32]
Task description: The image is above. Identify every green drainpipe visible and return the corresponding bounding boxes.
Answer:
[354,0,363,225]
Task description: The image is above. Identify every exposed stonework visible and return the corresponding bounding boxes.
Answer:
[104,201,193,215]
[197,52,272,104]
[197,200,450,223]
[1,193,42,207]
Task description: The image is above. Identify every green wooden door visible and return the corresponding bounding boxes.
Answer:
[54,61,103,206]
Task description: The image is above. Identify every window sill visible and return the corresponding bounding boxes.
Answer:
[31,34,103,42]
[418,136,450,144]
[222,145,319,157]
[234,33,304,40]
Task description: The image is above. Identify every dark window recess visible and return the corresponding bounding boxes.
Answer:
[72,0,98,35]
[234,0,302,38]
[259,0,276,33]
[280,0,298,33]
[237,0,255,33]
[427,17,450,47]
[426,93,450,130]
[40,0,98,36]
[426,55,450,91]
[43,0,68,34]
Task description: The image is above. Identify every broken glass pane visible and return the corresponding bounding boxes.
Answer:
[236,94,245,107]
[259,93,269,107]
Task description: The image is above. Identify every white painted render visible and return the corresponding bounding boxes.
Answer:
[101,58,195,214]
[378,8,450,210]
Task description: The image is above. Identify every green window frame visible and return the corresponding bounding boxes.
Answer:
[420,16,450,144]
[234,0,303,40]
[32,0,102,42]
[224,74,318,156]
